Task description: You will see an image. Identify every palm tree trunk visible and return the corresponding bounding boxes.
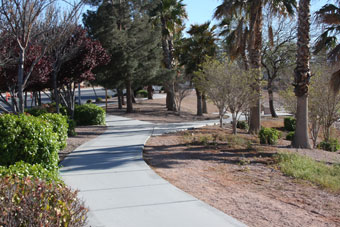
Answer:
[248,1,263,134]
[293,0,311,149]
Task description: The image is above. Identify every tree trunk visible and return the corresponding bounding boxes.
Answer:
[166,89,176,111]
[293,94,311,148]
[117,88,123,109]
[38,91,42,106]
[219,114,223,128]
[293,0,311,149]
[196,88,203,116]
[126,79,133,113]
[52,71,60,113]
[147,85,153,100]
[202,93,208,114]
[132,93,136,104]
[122,91,125,105]
[268,81,278,117]
[17,50,25,113]
[24,91,27,108]
[248,2,263,133]
[232,112,237,134]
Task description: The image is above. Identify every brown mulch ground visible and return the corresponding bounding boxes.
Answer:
[59,125,107,162]
[144,126,340,227]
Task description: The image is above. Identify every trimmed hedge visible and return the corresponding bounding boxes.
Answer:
[259,127,280,145]
[0,161,60,183]
[39,113,68,150]
[0,176,88,226]
[284,117,296,131]
[25,107,48,117]
[0,114,59,169]
[74,104,105,126]
[318,139,340,152]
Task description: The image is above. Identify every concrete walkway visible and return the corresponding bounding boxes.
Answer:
[60,115,246,227]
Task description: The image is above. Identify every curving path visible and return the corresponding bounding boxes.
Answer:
[60,115,246,227]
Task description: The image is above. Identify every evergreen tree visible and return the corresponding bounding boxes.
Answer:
[84,0,161,113]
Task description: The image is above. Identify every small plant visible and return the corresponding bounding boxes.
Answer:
[74,104,106,126]
[318,139,340,152]
[0,161,61,183]
[39,113,68,150]
[0,176,88,226]
[136,89,148,98]
[86,99,92,103]
[275,152,340,191]
[0,114,59,169]
[96,97,103,102]
[284,117,296,131]
[106,95,112,99]
[286,131,295,141]
[259,127,280,145]
[67,118,77,136]
[25,107,48,116]
[237,121,249,130]
[226,135,249,148]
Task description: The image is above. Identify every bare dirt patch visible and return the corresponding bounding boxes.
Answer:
[59,125,107,162]
[106,91,221,123]
[144,126,340,227]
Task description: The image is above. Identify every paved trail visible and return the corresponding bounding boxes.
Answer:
[61,115,246,227]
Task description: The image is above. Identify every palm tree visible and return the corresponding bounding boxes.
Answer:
[292,0,311,148]
[214,0,296,133]
[315,1,340,93]
[177,22,218,116]
[153,0,187,111]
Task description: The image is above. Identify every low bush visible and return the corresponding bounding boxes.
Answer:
[237,121,249,130]
[284,117,296,131]
[286,131,295,141]
[136,90,148,98]
[259,127,280,145]
[96,97,103,102]
[39,113,68,150]
[318,139,340,152]
[276,152,340,191]
[67,118,77,136]
[0,161,61,183]
[106,95,112,99]
[86,99,92,103]
[0,114,59,169]
[25,107,48,116]
[74,104,105,126]
[0,176,88,226]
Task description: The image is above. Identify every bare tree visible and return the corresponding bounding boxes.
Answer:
[173,70,192,116]
[195,57,257,133]
[0,0,83,113]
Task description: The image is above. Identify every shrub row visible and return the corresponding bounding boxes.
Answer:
[0,114,59,169]
[0,176,88,226]
[74,104,105,126]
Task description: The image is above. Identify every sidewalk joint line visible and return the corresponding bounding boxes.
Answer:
[80,183,169,192]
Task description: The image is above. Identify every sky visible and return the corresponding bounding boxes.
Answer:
[182,0,330,34]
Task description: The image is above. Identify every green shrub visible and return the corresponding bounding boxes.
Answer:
[86,99,92,103]
[286,131,295,141]
[25,107,48,116]
[318,139,340,152]
[284,117,296,131]
[237,121,249,130]
[0,176,88,226]
[136,89,148,98]
[0,161,61,183]
[276,152,340,191]
[67,118,77,136]
[39,113,68,150]
[0,114,59,169]
[106,95,112,99]
[259,127,280,145]
[96,97,103,102]
[74,104,105,126]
